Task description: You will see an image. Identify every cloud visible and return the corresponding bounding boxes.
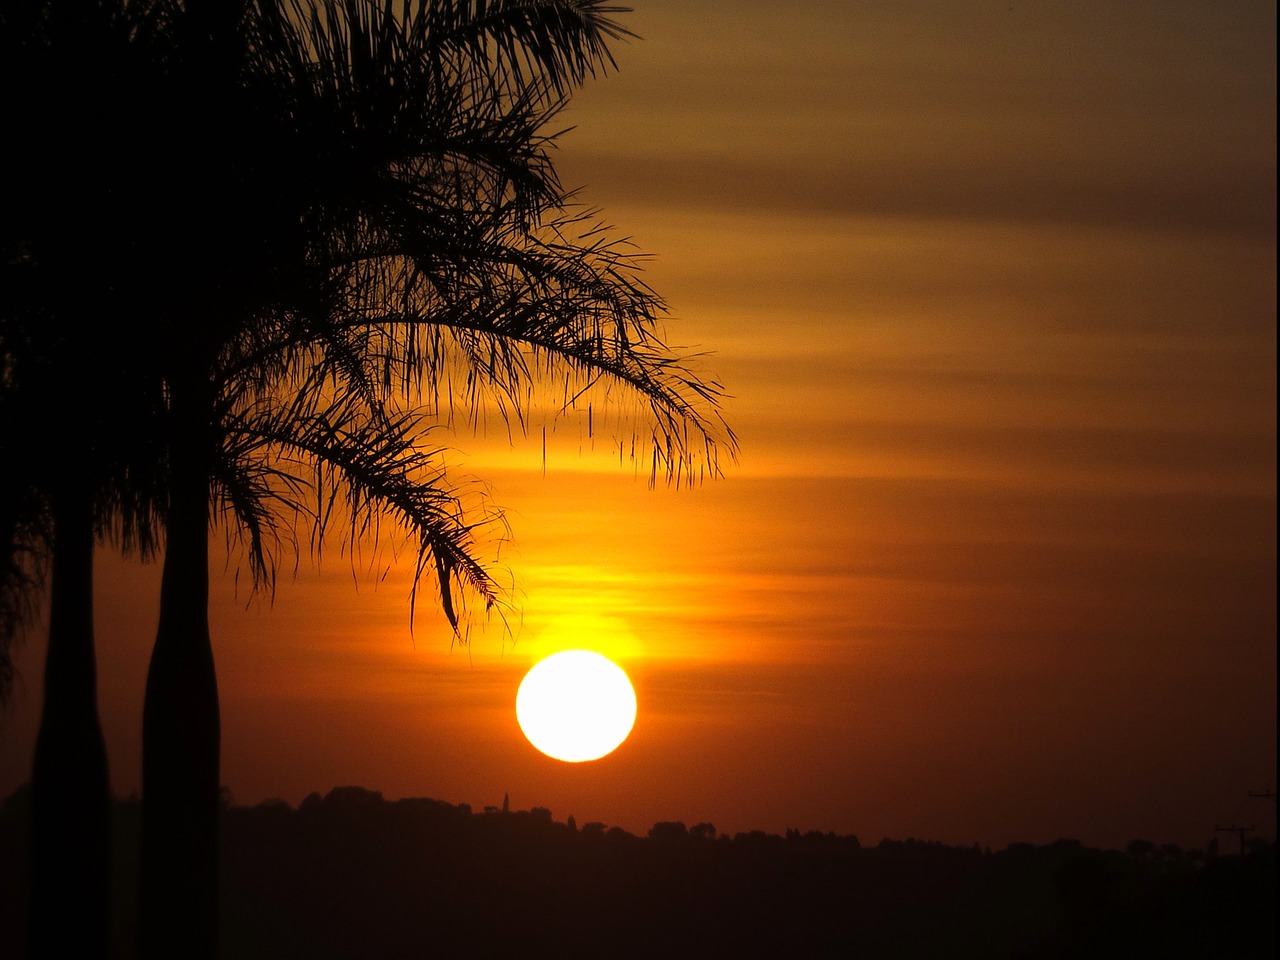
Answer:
[567,150,1276,237]
[563,0,1277,236]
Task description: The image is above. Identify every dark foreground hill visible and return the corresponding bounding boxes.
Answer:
[1,784,1274,959]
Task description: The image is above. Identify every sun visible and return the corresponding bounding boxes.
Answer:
[516,650,637,762]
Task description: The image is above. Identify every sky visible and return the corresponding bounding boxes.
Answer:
[2,0,1276,852]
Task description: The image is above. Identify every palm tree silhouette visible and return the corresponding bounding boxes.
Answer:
[2,4,496,955]
[2,5,176,955]
[0,331,144,960]
[144,4,734,949]
[6,3,734,958]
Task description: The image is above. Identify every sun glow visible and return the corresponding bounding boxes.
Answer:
[515,650,637,762]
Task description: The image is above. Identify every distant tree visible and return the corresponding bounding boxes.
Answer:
[1126,838,1157,861]
[649,821,689,842]
[321,786,386,810]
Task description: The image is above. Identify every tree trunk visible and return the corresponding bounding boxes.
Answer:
[140,379,219,960]
[29,484,110,960]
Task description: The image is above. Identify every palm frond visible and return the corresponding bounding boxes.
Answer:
[319,201,738,483]
[213,354,510,632]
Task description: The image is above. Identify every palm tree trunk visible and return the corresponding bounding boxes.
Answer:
[29,483,109,960]
[140,378,220,960]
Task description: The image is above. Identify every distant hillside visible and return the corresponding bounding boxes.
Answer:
[1,784,1274,959]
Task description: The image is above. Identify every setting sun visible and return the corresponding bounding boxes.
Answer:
[516,651,638,762]
[2,3,1274,957]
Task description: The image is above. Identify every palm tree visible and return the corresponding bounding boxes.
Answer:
[140,4,733,956]
[139,5,733,955]
[138,330,513,960]
[1,5,485,955]
[1,5,494,955]
[2,280,499,960]
[0,314,121,960]
[8,3,734,958]
[2,232,169,960]
[1,5,176,954]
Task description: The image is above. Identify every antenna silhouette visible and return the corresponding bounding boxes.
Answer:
[1214,823,1255,855]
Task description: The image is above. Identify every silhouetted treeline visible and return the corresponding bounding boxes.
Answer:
[1,784,1274,959]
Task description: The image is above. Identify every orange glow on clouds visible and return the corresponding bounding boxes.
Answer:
[0,0,1273,854]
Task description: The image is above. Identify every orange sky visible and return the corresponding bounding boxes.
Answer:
[2,0,1275,851]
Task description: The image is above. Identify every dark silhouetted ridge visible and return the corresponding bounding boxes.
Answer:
[1,784,1274,959]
